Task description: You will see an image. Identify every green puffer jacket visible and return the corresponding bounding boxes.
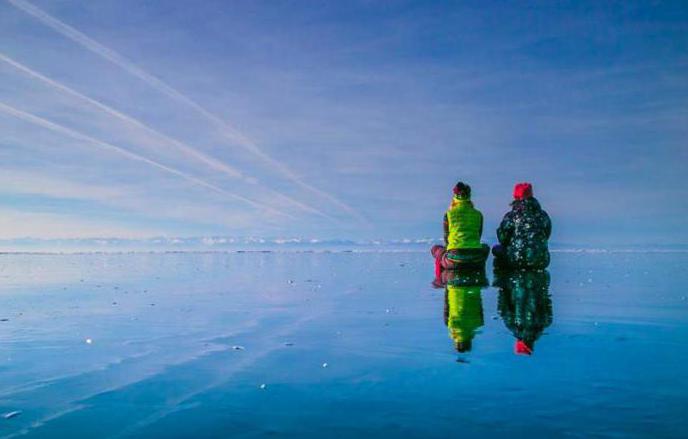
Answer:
[494,270,553,349]
[496,197,552,269]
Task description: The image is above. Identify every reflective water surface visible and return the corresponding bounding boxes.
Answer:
[0,252,686,438]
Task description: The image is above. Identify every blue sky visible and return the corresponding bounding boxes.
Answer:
[1,0,686,245]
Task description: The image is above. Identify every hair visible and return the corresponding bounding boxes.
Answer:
[453,181,471,198]
[455,340,472,353]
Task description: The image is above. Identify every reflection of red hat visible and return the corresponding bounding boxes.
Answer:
[513,183,533,200]
[515,340,532,355]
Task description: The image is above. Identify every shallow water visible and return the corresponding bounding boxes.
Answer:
[0,252,686,438]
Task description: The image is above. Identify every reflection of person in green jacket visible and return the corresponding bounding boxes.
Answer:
[494,270,553,355]
[492,182,552,270]
[436,269,488,353]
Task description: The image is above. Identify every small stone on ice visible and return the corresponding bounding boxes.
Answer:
[284,342,294,346]
[3,411,21,419]
[232,345,245,351]
[259,384,267,389]
[85,338,93,344]
[322,362,328,368]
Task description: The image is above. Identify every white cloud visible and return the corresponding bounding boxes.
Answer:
[0,208,161,239]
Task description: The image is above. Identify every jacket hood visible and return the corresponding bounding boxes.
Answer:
[511,197,541,211]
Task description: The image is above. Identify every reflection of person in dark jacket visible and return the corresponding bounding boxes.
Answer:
[494,270,553,355]
[492,183,552,270]
[434,269,488,353]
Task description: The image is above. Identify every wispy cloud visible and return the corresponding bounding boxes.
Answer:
[0,52,334,220]
[0,169,126,202]
[0,170,269,233]
[0,101,293,220]
[7,0,364,223]
[0,208,162,239]
[1,0,685,244]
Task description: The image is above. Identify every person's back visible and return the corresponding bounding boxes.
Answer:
[431,182,489,273]
[446,196,483,250]
[493,183,552,270]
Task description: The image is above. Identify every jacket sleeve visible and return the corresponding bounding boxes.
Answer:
[443,213,449,245]
[478,212,483,238]
[497,213,514,246]
[542,210,552,239]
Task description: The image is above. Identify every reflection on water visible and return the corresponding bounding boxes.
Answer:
[434,268,553,355]
[1,253,687,438]
[494,270,553,355]
[434,269,488,353]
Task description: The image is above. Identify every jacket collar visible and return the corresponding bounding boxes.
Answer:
[511,197,541,210]
[449,196,473,209]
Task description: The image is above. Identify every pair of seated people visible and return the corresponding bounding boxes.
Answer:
[431,181,551,274]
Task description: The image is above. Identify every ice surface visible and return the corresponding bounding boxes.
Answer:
[0,252,686,438]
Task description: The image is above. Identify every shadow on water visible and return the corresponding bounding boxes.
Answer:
[493,270,553,356]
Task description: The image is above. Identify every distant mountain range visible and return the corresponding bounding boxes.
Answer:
[1,237,687,253]
[0,236,440,252]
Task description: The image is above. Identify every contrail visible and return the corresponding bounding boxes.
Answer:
[0,101,294,219]
[7,0,366,223]
[0,52,332,220]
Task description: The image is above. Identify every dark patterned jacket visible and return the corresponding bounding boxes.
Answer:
[496,197,552,269]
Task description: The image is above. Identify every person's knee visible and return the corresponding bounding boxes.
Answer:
[431,245,445,258]
[441,256,456,270]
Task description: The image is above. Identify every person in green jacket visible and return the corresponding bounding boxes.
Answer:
[492,182,552,270]
[494,270,553,355]
[431,182,490,275]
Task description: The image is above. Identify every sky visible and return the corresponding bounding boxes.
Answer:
[1,0,686,246]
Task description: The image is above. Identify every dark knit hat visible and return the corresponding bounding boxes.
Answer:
[453,182,471,199]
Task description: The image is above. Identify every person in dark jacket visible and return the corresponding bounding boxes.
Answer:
[492,182,552,270]
[494,270,553,355]
[431,182,490,276]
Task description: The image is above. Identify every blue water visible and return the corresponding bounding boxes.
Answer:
[0,252,686,438]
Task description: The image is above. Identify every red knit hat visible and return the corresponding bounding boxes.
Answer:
[515,340,533,355]
[513,182,533,200]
